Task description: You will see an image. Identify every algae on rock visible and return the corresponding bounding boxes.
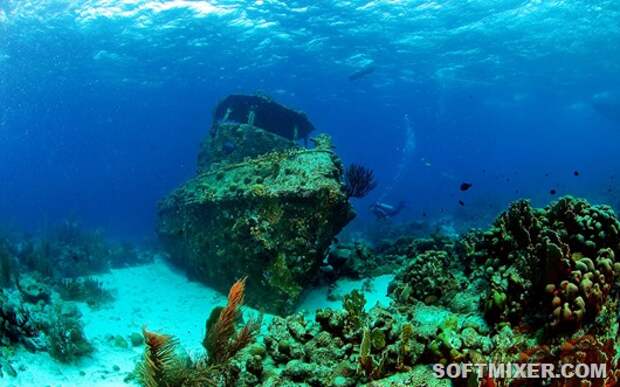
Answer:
[158,95,354,314]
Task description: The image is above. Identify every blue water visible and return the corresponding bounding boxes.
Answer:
[1,0,619,239]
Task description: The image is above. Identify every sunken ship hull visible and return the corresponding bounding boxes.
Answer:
[157,96,354,314]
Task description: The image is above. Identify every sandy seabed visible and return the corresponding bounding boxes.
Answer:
[6,259,392,386]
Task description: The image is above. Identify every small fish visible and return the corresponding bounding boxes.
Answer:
[460,182,472,192]
[573,170,580,176]
[458,200,465,206]
[550,189,557,195]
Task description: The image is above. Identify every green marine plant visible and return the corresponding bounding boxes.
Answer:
[357,326,387,380]
[396,323,414,370]
[358,327,372,373]
[342,289,368,335]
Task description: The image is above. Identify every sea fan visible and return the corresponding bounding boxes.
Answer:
[344,164,377,198]
[203,277,258,365]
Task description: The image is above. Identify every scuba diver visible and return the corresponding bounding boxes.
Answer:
[370,201,405,220]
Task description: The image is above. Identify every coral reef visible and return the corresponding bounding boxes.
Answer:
[1,282,94,369]
[18,220,110,278]
[327,233,456,279]
[3,177,620,387]
[10,221,152,280]
[0,222,152,379]
[466,197,620,333]
[234,196,620,386]
[512,334,619,386]
[422,315,493,366]
[15,273,51,304]
[0,233,106,373]
[236,290,428,385]
[388,250,461,307]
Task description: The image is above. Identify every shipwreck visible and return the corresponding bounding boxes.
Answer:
[157,95,354,314]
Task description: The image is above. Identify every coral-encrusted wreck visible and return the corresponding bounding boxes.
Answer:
[157,95,354,314]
